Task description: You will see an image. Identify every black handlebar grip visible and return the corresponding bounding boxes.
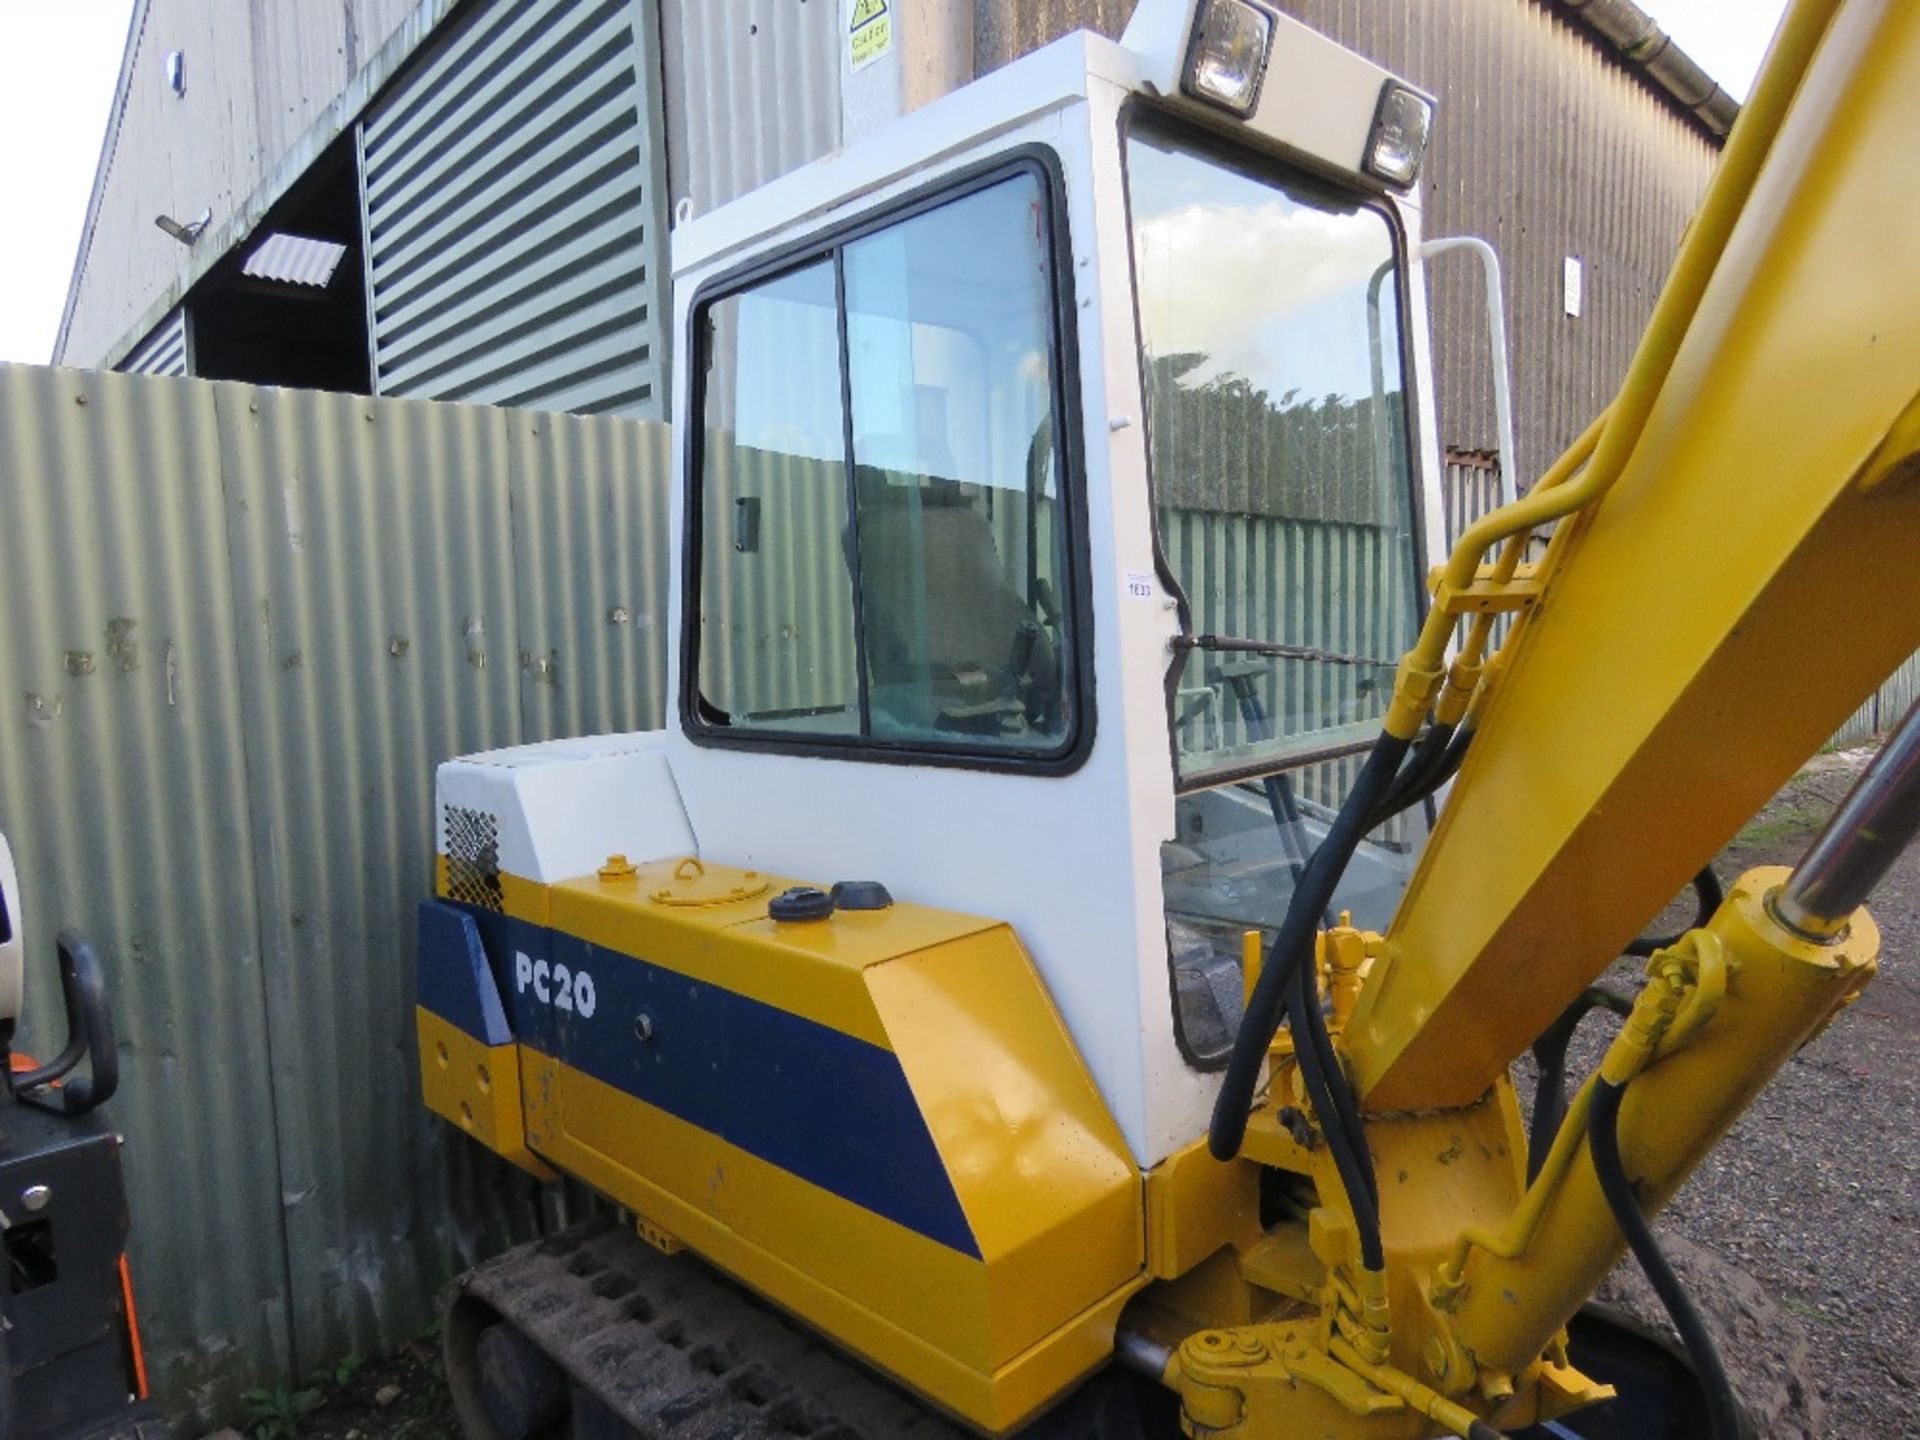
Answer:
[13,930,118,1116]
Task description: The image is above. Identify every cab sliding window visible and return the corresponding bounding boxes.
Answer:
[681,154,1091,772]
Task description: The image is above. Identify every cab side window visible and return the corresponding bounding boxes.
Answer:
[691,165,1080,761]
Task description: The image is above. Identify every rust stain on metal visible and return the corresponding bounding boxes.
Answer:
[65,651,96,677]
[105,617,139,673]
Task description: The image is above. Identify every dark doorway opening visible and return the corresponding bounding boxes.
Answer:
[187,135,372,393]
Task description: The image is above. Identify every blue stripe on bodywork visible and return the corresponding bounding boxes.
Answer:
[445,908,979,1259]
[416,901,512,1045]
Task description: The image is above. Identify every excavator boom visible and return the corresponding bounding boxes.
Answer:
[1350,0,1920,1110]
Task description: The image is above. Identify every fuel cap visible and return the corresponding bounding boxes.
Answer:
[768,886,834,922]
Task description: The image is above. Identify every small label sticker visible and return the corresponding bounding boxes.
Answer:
[1563,255,1584,318]
[850,0,891,72]
[1124,569,1156,601]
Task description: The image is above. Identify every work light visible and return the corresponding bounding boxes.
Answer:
[1183,0,1277,117]
[1366,82,1434,188]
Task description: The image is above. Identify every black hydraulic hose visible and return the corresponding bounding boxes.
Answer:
[1290,938,1379,1216]
[1589,1078,1743,1440]
[1370,722,1454,822]
[1210,732,1411,1162]
[1289,947,1384,1269]
[1624,866,1724,957]
[1368,723,1474,830]
[1526,987,1633,1185]
[0,1323,13,1440]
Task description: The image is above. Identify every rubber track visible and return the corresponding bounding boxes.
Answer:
[459,1216,970,1439]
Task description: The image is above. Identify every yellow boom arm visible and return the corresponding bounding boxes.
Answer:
[1349,0,1920,1112]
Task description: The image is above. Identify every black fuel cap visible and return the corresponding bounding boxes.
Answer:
[830,880,893,912]
[769,886,834,922]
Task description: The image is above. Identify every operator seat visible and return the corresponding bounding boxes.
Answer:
[855,473,1059,736]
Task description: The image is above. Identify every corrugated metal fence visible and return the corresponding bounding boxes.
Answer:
[0,366,667,1425]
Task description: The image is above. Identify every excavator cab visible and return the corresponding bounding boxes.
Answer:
[426,4,1454,1431]
[665,0,1448,1167]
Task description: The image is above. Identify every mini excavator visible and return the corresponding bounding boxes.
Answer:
[415,0,1920,1434]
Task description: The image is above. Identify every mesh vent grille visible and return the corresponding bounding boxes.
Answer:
[443,805,504,912]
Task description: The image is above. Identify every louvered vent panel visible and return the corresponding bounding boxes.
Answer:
[118,308,190,376]
[358,0,666,417]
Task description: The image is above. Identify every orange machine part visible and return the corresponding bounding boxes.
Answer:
[118,1256,151,1400]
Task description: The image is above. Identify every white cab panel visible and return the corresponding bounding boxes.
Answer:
[436,734,696,884]
[0,831,23,1031]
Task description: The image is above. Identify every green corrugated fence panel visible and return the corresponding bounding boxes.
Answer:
[0,366,292,1412]
[215,384,531,1375]
[0,365,672,1427]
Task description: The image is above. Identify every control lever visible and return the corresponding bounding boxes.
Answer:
[12,931,119,1116]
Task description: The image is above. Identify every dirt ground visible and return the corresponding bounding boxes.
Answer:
[239,753,1917,1440]
[1597,747,1920,1439]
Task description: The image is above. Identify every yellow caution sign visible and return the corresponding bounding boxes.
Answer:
[850,0,891,72]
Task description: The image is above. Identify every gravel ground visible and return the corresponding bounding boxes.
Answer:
[1550,747,1920,1439]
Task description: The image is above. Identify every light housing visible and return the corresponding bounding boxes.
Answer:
[1181,0,1276,118]
[1365,82,1435,189]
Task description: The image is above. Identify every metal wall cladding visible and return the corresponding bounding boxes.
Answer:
[966,0,1722,481]
[1284,0,1724,481]
[116,308,191,377]
[0,366,672,1426]
[358,0,672,418]
[660,0,842,219]
[972,0,1135,75]
[58,0,425,368]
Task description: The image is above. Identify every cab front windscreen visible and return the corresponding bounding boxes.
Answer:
[1125,115,1428,1064]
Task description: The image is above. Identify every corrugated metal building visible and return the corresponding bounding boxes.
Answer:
[60,0,1730,473]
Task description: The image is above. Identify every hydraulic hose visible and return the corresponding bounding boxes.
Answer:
[1526,987,1632,1185]
[1370,723,1474,829]
[1624,867,1724,957]
[1367,722,1455,827]
[1209,732,1410,1163]
[1385,0,1834,745]
[1588,1078,1742,1440]
[1290,952,1383,1268]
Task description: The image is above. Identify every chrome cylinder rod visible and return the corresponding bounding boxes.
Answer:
[1774,694,1920,941]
